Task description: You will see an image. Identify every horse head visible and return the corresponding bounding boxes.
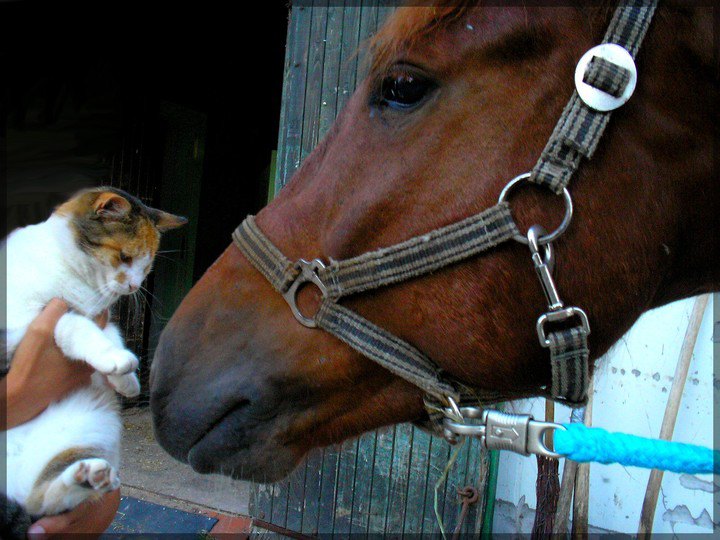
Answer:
[150,2,718,481]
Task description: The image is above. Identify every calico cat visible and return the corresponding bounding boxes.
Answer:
[2,187,186,534]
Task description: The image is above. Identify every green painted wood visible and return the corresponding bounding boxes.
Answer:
[402,428,432,532]
[365,426,395,532]
[331,437,360,534]
[335,5,363,115]
[252,2,493,535]
[317,3,345,139]
[285,462,308,533]
[275,3,312,191]
[298,449,324,535]
[356,0,379,83]
[382,423,414,532]
[300,1,330,160]
[348,430,378,533]
[316,446,342,532]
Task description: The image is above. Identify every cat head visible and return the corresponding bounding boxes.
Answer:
[56,187,187,297]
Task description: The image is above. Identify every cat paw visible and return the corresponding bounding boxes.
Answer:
[107,373,141,397]
[101,348,139,375]
[65,459,120,492]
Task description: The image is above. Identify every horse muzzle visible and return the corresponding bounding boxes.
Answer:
[150,328,305,481]
[148,247,311,482]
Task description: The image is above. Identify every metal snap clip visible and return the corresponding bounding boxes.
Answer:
[575,43,637,111]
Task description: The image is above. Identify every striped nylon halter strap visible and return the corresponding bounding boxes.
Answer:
[232,1,658,437]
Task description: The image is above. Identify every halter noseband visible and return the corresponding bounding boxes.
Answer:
[232,1,657,456]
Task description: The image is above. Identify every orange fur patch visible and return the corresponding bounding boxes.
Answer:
[56,188,163,267]
[369,1,472,73]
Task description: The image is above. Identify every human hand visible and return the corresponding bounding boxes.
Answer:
[2,299,109,429]
[27,488,120,538]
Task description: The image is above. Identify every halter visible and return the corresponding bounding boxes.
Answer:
[233,1,658,458]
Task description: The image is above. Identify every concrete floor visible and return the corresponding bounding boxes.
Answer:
[120,407,251,517]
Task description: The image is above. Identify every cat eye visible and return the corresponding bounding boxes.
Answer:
[376,67,436,111]
[120,252,133,264]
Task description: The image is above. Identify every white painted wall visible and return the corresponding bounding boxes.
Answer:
[492,295,717,534]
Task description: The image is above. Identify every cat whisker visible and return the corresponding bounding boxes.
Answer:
[138,286,162,307]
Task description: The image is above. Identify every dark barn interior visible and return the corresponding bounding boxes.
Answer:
[2,0,289,398]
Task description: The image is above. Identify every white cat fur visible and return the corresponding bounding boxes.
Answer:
[3,213,143,514]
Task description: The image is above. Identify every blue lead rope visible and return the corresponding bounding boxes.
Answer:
[554,423,720,475]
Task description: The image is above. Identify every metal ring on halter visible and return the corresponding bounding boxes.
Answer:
[281,259,328,328]
[497,172,574,245]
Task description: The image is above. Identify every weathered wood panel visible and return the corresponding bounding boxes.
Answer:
[252,1,491,535]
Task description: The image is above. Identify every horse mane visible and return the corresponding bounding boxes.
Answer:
[369,1,474,73]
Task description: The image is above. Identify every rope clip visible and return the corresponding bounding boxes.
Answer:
[442,406,565,459]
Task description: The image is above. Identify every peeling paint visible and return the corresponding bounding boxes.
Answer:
[679,474,720,493]
[662,505,716,530]
[493,496,535,534]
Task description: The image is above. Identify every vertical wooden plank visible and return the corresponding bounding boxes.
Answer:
[376,4,395,26]
[382,424,414,533]
[465,440,490,534]
[250,482,275,524]
[348,430,378,533]
[275,4,312,190]
[366,426,395,532]
[299,448,324,535]
[268,475,290,528]
[330,437,360,534]
[441,435,473,532]
[317,2,346,139]
[284,459,309,532]
[335,5,362,115]
[421,435,452,534]
[356,0,379,83]
[316,446,342,533]
[300,1,329,160]
[401,428,432,533]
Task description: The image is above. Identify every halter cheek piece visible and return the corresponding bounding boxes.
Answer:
[233,1,657,458]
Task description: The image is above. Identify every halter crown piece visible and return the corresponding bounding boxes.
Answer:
[233,1,658,459]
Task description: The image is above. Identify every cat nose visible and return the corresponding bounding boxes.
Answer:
[128,284,139,293]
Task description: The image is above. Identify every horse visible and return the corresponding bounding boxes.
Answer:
[149,1,718,482]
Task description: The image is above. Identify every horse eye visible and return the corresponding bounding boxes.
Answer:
[379,73,433,110]
[120,252,133,264]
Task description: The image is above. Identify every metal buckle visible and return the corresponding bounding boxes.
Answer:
[281,259,328,328]
[537,307,590,347]
[442,407,564,458]
[498,172,574,245]
[575,43,637,111]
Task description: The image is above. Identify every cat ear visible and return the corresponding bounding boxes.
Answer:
[154,211,188,232]
[94,192,131,220]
